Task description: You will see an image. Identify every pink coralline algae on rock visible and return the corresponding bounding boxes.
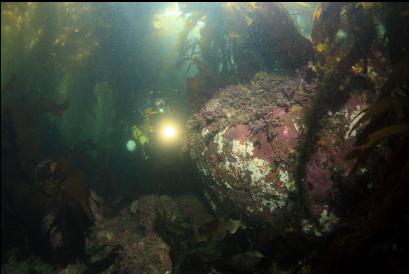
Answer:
[187,72,372,237]
[302,92,370,233]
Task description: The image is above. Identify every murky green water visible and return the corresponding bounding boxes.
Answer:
[2,3,408,273]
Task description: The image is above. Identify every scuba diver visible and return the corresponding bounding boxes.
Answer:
[126,92,195,195]
[127,94,177,159]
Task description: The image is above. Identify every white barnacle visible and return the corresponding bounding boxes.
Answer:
[301,219,313,233]
[319,209,339,232]
[293,121,300,132]
[214,128,228,155]
[197,162,209,176]
[247,157,271,185]
[204,191,217,211]
[265,200,277,213]
[279,170,296,192]
[231,139,254,158]
[223,160,231,171]
[201,127,209,137]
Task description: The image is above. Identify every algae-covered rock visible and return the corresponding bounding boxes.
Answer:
[87,197,175,274]
[195,217,246,243]
[187,72,372,236]
[118,232,172,274]
[130,194,182,232]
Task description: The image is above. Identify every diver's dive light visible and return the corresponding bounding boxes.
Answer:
[163,126,176,138]
[158,119,179,143]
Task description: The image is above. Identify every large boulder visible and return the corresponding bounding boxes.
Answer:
[186,72,371,237]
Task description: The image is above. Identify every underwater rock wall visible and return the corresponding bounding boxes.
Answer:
[187,72,371,237]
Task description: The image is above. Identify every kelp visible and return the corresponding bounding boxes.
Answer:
[92,81,116,150]
[291,5,406,253]
[311,3,344,53]
[2,91,94,263]
[348,124,409,156]
[347,97,401,137]
[324,137,409,274]
[346,54,409,169]
[4,95,70,179]
[312,2,377,75]
[176,3,313,109]
[250,3,313,70]
[319,6,409,272]
[58,160,94,222]
[2,158,94,264]
[34,97,71,117]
